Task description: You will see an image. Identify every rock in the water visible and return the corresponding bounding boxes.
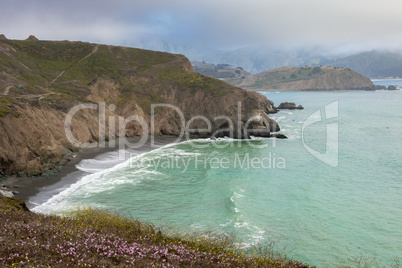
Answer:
[387,85,398,90]
[374,85,387,90]
[12,191,19,195]
[271,133,288,139]
[277,102,304,110]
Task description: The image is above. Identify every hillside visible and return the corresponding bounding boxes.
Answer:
[192,61,251,79]
[0,196,311,267]
[0,37,279,176]
[161,41,402,78]
[321,50,402,79]
[227,66,374,91]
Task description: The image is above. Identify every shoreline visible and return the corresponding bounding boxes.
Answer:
[1,136,182,208]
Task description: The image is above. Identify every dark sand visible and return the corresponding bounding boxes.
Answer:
[1,136,181,207]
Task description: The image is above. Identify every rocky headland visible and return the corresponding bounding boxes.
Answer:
[226,66,375,91]
[0,36,280,177]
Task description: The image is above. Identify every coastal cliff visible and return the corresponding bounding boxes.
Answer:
[227,66,374,91]
[0,37,278,176]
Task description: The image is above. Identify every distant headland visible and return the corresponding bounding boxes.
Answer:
[225,66,375,91]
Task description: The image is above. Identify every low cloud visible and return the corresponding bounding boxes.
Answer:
[1,0,401,54]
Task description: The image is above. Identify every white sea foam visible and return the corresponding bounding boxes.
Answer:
[233,191,245,198]
[32,140,204,214]
[220,220,233,227]
[76,150,133,173]
[234,221,249,228]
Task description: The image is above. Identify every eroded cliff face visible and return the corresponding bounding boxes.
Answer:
[0,39,279,176]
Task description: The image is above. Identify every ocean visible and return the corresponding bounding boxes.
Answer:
[32,81,402,267]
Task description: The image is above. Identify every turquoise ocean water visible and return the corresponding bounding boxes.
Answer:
[33,82,402,267]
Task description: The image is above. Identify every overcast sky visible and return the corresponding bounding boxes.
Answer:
[1,0,402,55]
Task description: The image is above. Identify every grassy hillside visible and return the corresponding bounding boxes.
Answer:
[0,39,239,113]
[0,196,311,267]
[228,66,374,91]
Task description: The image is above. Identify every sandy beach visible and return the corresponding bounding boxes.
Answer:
[0,136,181,208]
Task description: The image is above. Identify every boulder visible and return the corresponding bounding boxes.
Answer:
[387,85,398,90]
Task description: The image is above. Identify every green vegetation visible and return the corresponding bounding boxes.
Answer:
[158,66,233,96]
[0,39,233,115]
[0,196,311,267]
[0,97,13,116]
[311,67,322,74]
[257,67,325,84]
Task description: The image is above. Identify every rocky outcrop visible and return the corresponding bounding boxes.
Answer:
[0,189,14,198]
[25,35,39,41]
[374,85,399,91]
[374,85,387,90]
[0,34,7,40]
[277,102,303,110]
[0,38,280,176]
[228,66,375,91]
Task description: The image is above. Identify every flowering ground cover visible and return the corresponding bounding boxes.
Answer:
[0,196,311,267]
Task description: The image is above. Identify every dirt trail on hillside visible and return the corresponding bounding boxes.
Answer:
[48,45,99,87]
[2,45,100,98]
[3,85,12,95]
[79,45,99,62]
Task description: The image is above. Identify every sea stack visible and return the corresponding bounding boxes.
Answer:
[277,102,304,110]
